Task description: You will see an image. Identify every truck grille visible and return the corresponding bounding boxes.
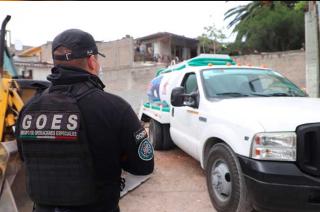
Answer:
[297,123,320,177]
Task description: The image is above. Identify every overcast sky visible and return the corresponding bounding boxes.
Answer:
[0,1,250,47]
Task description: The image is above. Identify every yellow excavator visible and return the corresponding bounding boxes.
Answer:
[0,15,50,212]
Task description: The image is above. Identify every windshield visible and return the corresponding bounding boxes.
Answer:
[201,68,307,98]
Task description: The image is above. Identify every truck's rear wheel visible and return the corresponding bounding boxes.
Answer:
[206,143,252,212]
[149,119,174,150]
[162,124,174,150]
[149,119,163,150]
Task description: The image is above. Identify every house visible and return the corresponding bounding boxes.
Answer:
[13,45,53,80]
[135,32,199,63]
[11,32,201,81]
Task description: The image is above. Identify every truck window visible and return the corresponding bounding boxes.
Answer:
[182,73,198,94]
[201,68,306,98]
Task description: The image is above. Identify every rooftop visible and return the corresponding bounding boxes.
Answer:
[136,32,198,43]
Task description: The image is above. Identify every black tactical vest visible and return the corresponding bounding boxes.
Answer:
[18,82,98,206]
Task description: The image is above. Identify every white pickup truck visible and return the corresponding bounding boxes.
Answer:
[139,54,320,212]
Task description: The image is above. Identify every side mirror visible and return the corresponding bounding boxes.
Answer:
[171,87,185,107]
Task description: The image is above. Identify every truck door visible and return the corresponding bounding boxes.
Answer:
[170,72,200,160]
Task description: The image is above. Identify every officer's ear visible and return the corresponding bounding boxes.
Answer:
[87,55,99,75]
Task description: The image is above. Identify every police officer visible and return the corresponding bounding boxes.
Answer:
[16,29,154,212]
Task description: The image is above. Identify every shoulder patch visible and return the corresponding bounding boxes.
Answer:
[134,128,148,145]
[138,139,154,161]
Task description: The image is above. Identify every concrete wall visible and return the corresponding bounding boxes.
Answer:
[153,42,160,55]
[32,67,51,81]
[159,39,171,57]
[40,42,52,64]
[13,56,40,63]
[97,37,134,70]
[39,38,135,71]
[101,64,165,112]
[233,50,306,88]
[182,47,191,60]
[15,63,52,81]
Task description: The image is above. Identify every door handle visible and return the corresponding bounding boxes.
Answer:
[199,116,207,122]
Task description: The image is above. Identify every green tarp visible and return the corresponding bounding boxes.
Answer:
[156,56,236,76]
[188,57,235,66]
[144,102,170,112]
[3,49,18,77]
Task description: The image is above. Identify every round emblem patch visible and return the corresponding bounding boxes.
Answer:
[138,139,154,161]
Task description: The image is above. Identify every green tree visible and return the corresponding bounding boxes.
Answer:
[225,1,298,29]
[198,24,226,54]
[224,1,304,53]
[294,1,308,12]
[197,34,211,53]
[224,1,262,29]
[204,24,226,54]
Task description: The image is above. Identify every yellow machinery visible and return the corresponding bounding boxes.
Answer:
[0,15,24,142]
[0,15,24,212]
[0,76,25,212]
[0,15,49,212]
[0,76,24,141]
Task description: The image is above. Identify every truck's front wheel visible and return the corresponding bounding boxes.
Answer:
[206,143,252,212]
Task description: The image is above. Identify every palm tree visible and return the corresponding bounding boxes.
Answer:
[224,1,298,30]
[224,1,263,29]
[224,1,303,52]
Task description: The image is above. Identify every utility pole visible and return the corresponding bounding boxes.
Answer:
[305,1,320,97]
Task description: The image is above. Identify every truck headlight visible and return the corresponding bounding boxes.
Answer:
[251,132,296,161]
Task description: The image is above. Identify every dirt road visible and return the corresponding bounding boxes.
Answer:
[119,148,215,212]
[16,148,214,212]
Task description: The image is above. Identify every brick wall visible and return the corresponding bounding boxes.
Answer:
[233,50,305,88]
[40,42,52,64]
[101,64,165,112]
[40,38,135,71]
[97,37,134,70]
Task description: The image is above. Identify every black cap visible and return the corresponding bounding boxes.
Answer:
[52,29,105,61]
